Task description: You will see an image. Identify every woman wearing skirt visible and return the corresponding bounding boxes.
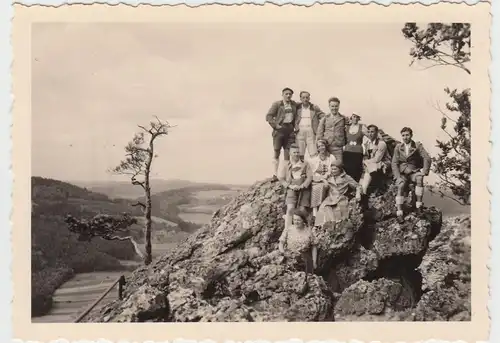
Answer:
[278,208,318,273]
[314,159,362,227]
[343,113,366,182]
[309,139,336,219]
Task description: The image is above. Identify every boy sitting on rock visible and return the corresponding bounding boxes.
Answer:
[391,126,432,221]
[279,143,313,230]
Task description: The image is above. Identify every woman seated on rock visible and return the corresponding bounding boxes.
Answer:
[309,139,337,219]
[314,159,362,227]
[278,208,318,273]
[279,143,313,230]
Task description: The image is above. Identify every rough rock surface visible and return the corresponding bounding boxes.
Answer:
[84,177,468,323]
[334,214,471,321]
[413,215,471,321]
[334,279,412,317]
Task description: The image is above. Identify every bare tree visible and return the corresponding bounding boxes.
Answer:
[110,116,174,265]
[65,213,145,259]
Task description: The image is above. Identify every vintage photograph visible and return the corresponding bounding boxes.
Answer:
[11,2,491,342]
[29,20,473,323]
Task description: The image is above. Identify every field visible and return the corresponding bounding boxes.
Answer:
[177,189,243,224]
[30,177,212,318]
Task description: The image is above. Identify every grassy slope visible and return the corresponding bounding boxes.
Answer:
[31,177,241,317]
[31,177,144,317]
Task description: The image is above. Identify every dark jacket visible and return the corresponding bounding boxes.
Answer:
[265,100,299,131]
[391,140,432,179]
[294,103,325,135]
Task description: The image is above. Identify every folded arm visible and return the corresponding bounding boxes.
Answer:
[300,163,314,188]
[279,161,292,187]
[344,174,362,198]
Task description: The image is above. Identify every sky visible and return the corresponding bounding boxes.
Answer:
[31,22,470,185]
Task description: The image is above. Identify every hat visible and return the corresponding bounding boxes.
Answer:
[316,139,328,147]
[351,112,361,119]
[282,87,294,94]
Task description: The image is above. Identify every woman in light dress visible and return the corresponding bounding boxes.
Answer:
[308,139,337,218]
[278,208,318,273]
[314,159,362,227]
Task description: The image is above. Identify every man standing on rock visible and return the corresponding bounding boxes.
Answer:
[266,87,299,181]
[316,97,347,162]
[294,91,325,162]
[391,127,432,220]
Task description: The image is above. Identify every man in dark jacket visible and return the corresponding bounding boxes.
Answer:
[294,91,325,161]
[391,126,432,219]
[266,87,298,180]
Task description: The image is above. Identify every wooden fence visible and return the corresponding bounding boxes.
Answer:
[73,275,126,323]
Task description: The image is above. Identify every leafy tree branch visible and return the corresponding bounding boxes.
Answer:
[402,23,471,206]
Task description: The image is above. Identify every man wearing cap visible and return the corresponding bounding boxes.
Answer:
[266,87,299,180]
[391,126,432,220]
[294,91,325,162]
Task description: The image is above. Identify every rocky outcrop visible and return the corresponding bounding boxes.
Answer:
[413,215,471,321]
[84,177,469,323]
[334,214,471,321]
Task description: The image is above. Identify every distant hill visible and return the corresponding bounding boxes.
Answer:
[31,176,246,317]
[31,176,204,317]
[73,178,250,200]
[136,184,246,231]
[31,176,142,317]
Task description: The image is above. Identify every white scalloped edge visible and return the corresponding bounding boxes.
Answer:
[10,0,490,8]
[6,339,495,343]
[4,1,496,343]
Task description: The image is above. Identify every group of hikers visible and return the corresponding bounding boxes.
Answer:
[266,87,432,271]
